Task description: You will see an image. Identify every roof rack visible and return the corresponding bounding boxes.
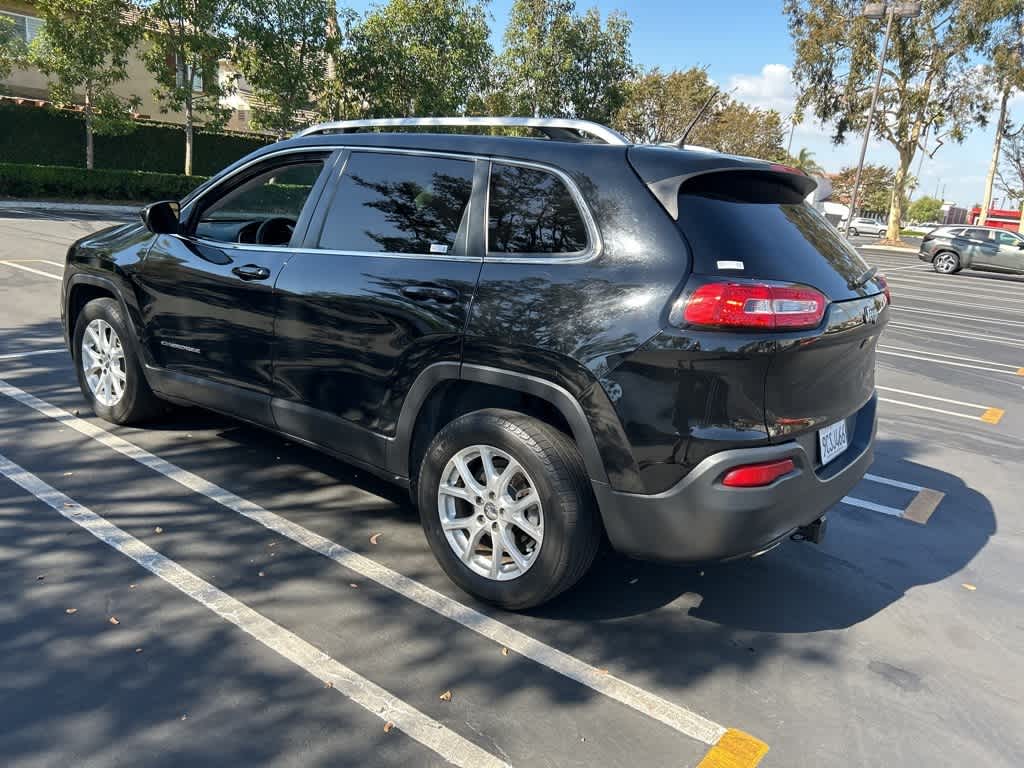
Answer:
[294,116,629,145]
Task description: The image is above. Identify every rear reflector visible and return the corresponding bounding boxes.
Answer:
[721,458,796,488]
[676,282,827,330]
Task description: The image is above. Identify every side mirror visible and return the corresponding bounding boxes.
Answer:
[141,200,180,234]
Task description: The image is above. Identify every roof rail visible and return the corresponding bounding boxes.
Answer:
[294,116,629,145]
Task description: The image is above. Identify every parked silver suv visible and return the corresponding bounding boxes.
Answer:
[846,217,886,237]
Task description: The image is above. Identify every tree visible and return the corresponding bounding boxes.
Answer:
[790,147,823,174]
[907,195,943,223]
[338,0,491,118]
[978,4,1024,225]
[29,0,141,169]
[786,0,998,241]
[613,67,786,159]
[141,0,234,175]
[831,164,896,215]
[0,13,25,82]
[997,128,1024,203]
[497,0,633,123]
[234,0,333,137]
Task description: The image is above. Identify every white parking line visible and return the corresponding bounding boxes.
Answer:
[877,349,1024,376]
[0,261,62,280]
[840,496,903,517]
[886,275,1024,299]
[864,473,922,492]
[894,306,1024,328]
[0,348,67,361]
[887,285,1024,306]
[876,385,995,410]
[0,453,510,768]
[885,321,1024,350]
[0,378,730,747]
[874,264,930,272]
[879,345,1021,370]
[889,294,1024,314]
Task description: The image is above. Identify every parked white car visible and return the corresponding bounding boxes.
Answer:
[845,217,886,237]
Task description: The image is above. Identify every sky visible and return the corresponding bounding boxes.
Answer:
[343,0,1022,209]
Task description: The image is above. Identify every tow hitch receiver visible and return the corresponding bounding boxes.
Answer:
[791,515,828,545]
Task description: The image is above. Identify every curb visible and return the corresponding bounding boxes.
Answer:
[858,244,918,253]
[0,200,140,217]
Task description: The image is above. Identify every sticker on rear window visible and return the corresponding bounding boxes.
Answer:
[430,243,450,254]
[717,260,745,270]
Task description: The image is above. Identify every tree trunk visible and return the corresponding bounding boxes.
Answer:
[886,151,913,241]
[84,89,94,170]
[979,86,1010,226]
[184,103,194,177]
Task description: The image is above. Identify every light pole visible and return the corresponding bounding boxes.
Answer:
[844,1,923,237]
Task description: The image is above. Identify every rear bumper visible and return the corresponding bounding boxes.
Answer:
[918,248,935,262]
[593,395,876,562]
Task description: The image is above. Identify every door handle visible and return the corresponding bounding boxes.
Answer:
[232,264,271,281]
[400,285,459,304]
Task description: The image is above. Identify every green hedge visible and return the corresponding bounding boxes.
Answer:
[0,163,207,203]
[0,102,271,175]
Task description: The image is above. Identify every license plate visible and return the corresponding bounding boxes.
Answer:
[819,420,849,466]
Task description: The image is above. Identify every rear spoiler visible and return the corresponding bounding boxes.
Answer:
[627,145,818,219]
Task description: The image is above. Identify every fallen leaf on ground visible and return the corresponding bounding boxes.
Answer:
[65,608,77,614]
[36,575,44,581]
[180,714,187,721]
[154,526,163,534]
[349,583,359,589]
[369,533,382,545]
[109,616,120,625]
[135,648,143,654]
[63,502,75,508]
[383,721,395,733]
[628,578,639,585]
[73,409,79,416]
[129,584,136,589]
[63,472,73,477]
[501,647,510,657]
[438,690,452,702]
[258,571,265,577]
[962,583,977,591]
[595,668,609,675]
[324,680,334,688]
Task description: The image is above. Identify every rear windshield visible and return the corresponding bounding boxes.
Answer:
[676,171,871,298]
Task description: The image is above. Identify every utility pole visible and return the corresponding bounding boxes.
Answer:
[844,2,923,237]
[979,87,1011,226]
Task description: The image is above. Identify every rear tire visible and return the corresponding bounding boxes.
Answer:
[933,251,959,274]
[417,409,601,610]
[73,298,163,424]
[849,227,859,236]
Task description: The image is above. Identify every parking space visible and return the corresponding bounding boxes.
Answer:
[1,214,1022,767]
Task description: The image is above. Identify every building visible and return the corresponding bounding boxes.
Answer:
[1,0,257,133]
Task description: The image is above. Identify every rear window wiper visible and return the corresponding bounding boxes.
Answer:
[849,266,877,290]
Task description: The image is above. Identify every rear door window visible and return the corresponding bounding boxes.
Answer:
[487,163,589,255]
[966,229,993,241]
[318,152,475,256]
[675,170,871,300]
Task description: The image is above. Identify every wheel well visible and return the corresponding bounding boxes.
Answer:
[408,380,574,484]
[67,284,116,342]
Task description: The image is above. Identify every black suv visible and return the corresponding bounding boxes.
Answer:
[60,117,889,609]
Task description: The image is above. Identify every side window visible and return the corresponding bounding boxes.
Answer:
[488,163,589,255]
[967,228,992,241]
[195,158,326,245]
[318,152,475,255]
[996,231,1022,247]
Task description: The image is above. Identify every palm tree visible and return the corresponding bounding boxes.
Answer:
[792,147,824,175]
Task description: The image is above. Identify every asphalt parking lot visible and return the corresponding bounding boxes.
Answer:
[1,211,1021,767]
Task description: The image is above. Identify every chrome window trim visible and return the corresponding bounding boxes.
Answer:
[182,144,601,263]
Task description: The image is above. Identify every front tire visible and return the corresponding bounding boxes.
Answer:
[933,251,960,274]
[417,409,601,610]
[849,228,859,236]
[73,298,162,424]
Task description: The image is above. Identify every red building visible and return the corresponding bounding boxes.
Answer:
[968,206,1022,231]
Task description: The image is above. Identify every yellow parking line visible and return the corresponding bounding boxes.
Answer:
[980,407,1005,425]
[696,729,769,768]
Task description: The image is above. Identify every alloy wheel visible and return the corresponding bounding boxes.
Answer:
[437,444,544,581]
[934,253,957,273]
[81,318,127,407]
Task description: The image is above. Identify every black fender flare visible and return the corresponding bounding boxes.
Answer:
[388,362,610,486]
[64,273,153,368]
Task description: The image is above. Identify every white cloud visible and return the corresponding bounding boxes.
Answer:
[728,64,797,115]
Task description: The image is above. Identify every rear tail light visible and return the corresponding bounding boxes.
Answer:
[876,273,891,305]
[721,458,796,488]
[673,281,827,330]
